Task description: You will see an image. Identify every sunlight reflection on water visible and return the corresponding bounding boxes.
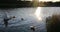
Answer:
[34,7,42,21]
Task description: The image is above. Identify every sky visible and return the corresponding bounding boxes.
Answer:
[21,0,60,2]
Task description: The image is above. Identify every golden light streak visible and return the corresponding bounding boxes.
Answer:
[34,7,42,20]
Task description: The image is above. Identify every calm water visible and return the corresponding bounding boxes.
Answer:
[0,7,60,32]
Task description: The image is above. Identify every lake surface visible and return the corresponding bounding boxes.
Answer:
[0,7,60,32]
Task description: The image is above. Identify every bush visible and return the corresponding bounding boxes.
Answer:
[46,14,60,32]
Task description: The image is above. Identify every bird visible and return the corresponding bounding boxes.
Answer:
[30,26,36,31]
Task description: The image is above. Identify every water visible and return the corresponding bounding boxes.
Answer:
[0,7,60,32]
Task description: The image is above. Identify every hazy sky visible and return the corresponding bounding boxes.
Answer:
[21,0,32,1]
[21,0,60,2]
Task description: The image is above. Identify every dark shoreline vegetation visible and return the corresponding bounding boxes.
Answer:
[0,1,60,8]
[46,14,60,32]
